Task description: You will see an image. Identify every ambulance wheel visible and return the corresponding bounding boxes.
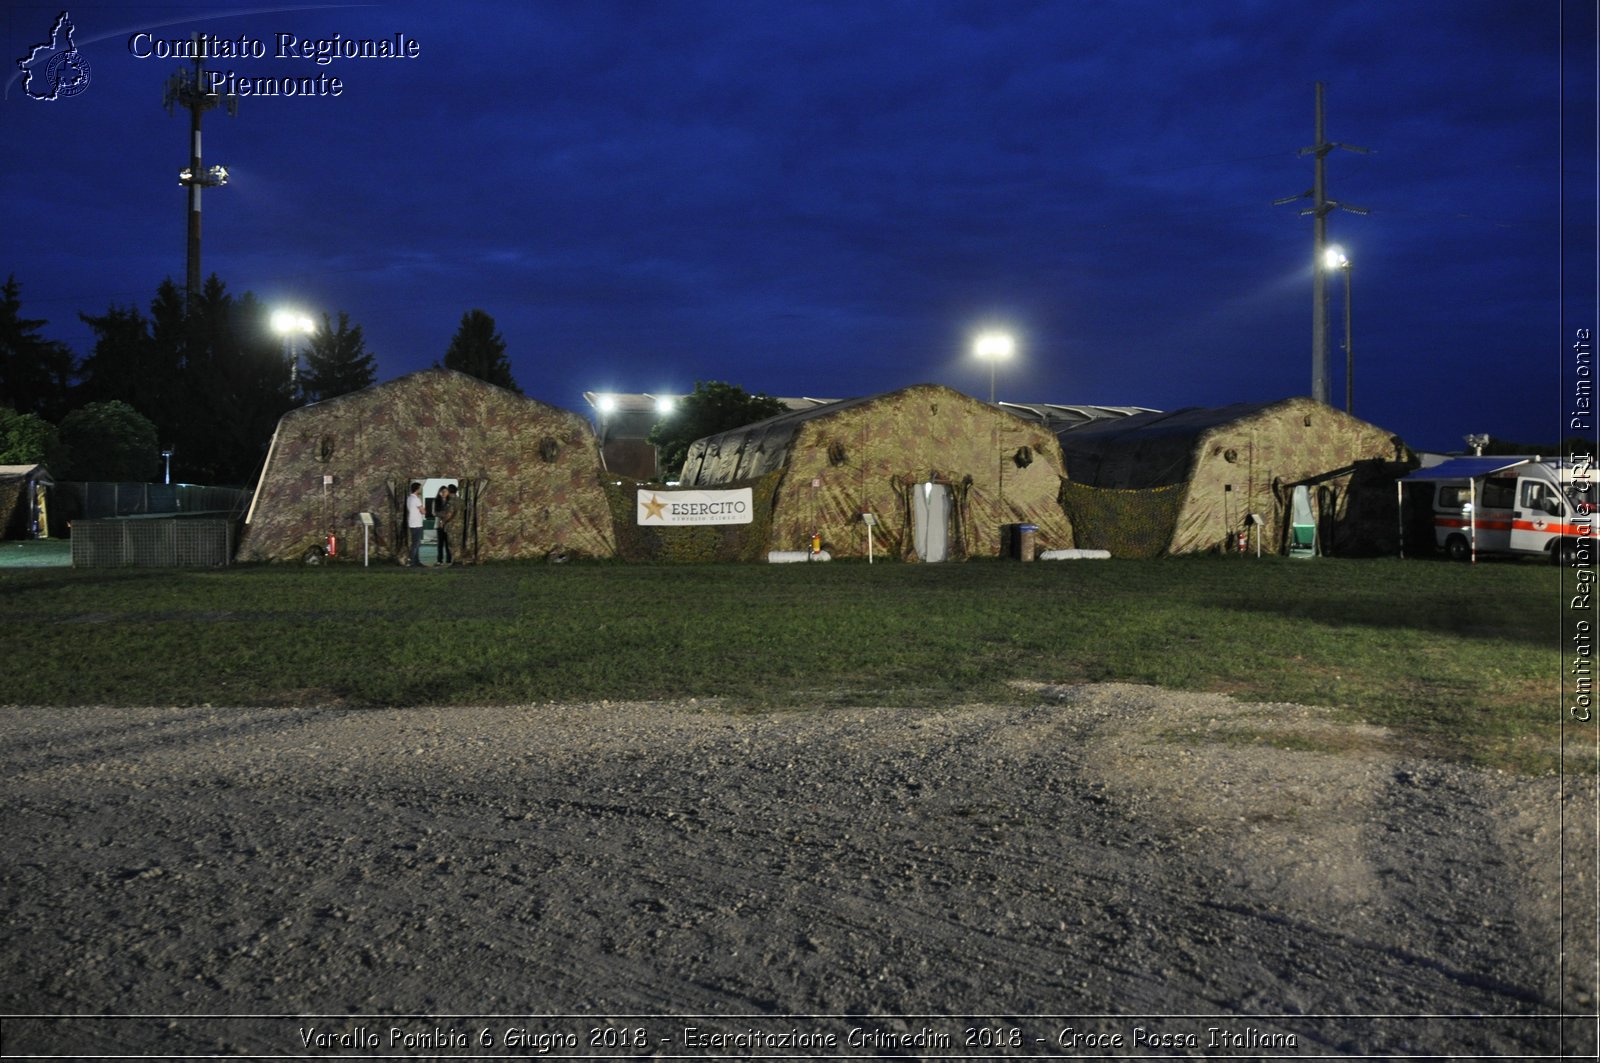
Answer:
[1444,534,1470,562]
[1554,538,1577,565]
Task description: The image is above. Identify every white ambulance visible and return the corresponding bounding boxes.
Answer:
[1404,456,1593,563]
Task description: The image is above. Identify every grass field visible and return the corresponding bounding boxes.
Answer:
[0,554,1573,771]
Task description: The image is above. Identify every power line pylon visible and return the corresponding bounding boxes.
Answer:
[1276,81,1369,406]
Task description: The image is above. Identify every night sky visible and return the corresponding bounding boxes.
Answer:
[4,1,1595,455]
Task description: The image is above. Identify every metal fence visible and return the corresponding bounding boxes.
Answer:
[70,517,237,568]
[54,482,251,522]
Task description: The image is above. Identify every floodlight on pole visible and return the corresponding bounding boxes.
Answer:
[973,331,1015,403]
[1274,82,1369,407]
[271,309,316,394]
[1323,246,1354,413]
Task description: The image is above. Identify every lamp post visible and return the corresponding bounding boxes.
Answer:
[271,309,316,398]
[973,331,1015,404]
[1323,246,1353,413]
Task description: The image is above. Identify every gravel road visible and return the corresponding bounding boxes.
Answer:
[1,684,1594,1059]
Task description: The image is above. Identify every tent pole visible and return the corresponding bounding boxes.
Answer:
[1469,481,1477,564]
[1396,479,1404,559]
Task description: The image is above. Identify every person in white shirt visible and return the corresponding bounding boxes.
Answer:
[405,482,425,567]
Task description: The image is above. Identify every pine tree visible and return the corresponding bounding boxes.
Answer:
[79,275,292,485]
[182,278,293,484]
[301,311,376,403]
[77,299,167,426]
[440,309,520,394]
[0,275,77,421]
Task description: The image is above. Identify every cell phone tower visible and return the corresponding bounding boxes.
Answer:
[163,39,237,307]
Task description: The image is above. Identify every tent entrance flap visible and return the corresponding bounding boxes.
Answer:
[1289,484,1318,558]
[913,481,951,562]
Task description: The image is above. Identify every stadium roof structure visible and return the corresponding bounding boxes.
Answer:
[997,401,1160,433]
[581,392,840,417]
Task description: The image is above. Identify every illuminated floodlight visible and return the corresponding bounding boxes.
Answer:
[654,396,675,416]
[1323,245,1349,271]
[972,330,1016,403]
[272,310,316,393]
[974,332,1015,361]
[596,394,618,415]
[271,309,315,335]
[179,164,230,188]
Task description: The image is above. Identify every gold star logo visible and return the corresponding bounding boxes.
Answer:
[641,494,667,521]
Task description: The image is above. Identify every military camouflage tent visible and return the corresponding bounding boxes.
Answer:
[0,464,52,539]
[674,383,1075,561]
[1057,396,1410,557]
[239,369,615,563]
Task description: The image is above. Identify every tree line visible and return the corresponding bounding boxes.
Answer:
[0,274,519,486]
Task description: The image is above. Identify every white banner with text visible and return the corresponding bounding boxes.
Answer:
[636,488,754,526]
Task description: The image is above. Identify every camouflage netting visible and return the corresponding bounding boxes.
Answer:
[1058,482,1185,559]
[676,383,1075,560]
[0,479,26,539]
[602,471,783,562]
[238,369,617,563]
[1058,397,1411,556]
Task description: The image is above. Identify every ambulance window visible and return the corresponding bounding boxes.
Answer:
[1521,480,1562,515]
[1438,486,1467,508]
[1481,478,1515,509]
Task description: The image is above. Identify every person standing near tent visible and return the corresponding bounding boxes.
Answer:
[406,482,425,567]
[434,483,456,565]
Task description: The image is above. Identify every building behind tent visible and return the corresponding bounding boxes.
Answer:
[1057,396,1411,557]
[674,383,1075,561]
[239,369,616,563]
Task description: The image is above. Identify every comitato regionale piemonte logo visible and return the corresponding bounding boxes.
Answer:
[16,10,91,100]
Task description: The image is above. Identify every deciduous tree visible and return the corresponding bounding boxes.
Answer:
[0,407,66,468]
[647,381,787,480]
[58,400,160,482]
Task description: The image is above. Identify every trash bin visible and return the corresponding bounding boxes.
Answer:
[1016,523,1038,562]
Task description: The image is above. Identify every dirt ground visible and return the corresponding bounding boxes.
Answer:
[1,684,1595,1059]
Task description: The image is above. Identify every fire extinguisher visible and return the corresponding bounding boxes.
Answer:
[326,533,337,558]
[1236,529,1247,553]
